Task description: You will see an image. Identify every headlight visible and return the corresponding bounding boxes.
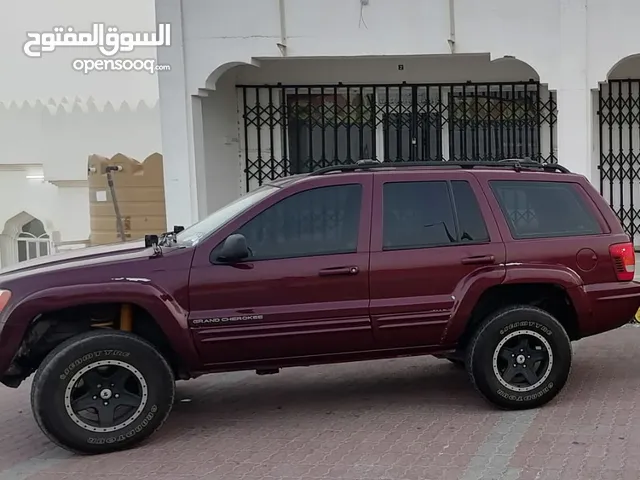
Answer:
[0,290,11,312]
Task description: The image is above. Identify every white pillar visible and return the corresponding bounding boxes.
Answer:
[556,88,592,179]
[191,96,209,219]
[155,0,198,228]
[555,0,592,181]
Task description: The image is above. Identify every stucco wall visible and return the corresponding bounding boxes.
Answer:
[157,0,640,226]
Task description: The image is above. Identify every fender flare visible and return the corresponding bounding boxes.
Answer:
[0,281,201,372]
[441,263,590,344]
[501,264,592,331]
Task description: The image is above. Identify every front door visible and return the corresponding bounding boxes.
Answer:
[188,176,375,367]
[368,170,506,348]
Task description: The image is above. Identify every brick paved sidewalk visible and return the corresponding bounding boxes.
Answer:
[1,325,640,479]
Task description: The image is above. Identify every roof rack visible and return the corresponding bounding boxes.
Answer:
[309,159,571,176]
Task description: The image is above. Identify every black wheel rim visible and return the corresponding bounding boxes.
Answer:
[64,360,148,433]
[493,330,553,393]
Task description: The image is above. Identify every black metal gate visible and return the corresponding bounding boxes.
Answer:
[598,79,640,241]
[240,81,557,191]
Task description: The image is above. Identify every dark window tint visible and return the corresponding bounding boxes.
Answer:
[382,181,457,249]
[490,181,602,239]
[452,181,490,243]
[236,184,362,259]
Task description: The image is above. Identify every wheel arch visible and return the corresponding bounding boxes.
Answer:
[450,282,581,350]
[1,284,200,387]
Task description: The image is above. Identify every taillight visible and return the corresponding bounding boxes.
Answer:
[610,242,636,281]
[0,290,11,312]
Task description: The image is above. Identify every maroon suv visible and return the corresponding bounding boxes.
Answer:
[0,159,638,454]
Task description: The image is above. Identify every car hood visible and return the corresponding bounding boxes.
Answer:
[0,240,148,276]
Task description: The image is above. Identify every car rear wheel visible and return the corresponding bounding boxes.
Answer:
[31,330,175,454]
[466,305,572,410]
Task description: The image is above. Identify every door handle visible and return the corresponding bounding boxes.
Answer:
[461,255,496,265]
[318,266,359,276]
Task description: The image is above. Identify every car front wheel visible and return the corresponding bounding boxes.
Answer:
[31,330,175,454]
[466,305,572,410]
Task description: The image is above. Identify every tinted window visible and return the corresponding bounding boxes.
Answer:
[383,181,457,249]
[452,181,490,243]
[234,184,362,259]
[490,181,602,239]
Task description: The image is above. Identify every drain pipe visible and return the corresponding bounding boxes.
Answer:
[277,0,287,55]
[448,0,456,53]
[277,0,287,56]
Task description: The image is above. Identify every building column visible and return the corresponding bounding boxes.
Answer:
[155,0,199,228]
[554,0,592,181]
[191,96,209,220]
[555,87,592,180]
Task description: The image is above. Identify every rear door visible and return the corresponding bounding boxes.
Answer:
[188,174,376,366]
[369,170,506,349]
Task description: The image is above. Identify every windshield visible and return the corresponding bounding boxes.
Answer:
[176,185,280,246]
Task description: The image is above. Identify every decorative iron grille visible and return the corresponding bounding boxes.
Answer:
[598,79,640,242]
[240,81,557,191]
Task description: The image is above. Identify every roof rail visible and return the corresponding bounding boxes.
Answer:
[309,159,571,176]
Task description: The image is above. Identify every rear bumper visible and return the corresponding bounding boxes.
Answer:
[582,280,640,337]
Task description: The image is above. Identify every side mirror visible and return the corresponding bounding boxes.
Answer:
[216,234,250,263]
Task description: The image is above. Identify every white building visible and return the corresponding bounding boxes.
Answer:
[4,0,640,269]
[0,0,161,267]
[156,0,640,243]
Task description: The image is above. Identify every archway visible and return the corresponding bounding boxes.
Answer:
[204,60,259,91]
[0,212,51,268]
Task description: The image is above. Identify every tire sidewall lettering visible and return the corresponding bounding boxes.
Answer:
[499,321,552,337]
[59,350,130,381]
[496,382,554,402]
[86,406,158,444]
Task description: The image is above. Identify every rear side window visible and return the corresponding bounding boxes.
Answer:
[490,180,602,239]
[382,180,490,250]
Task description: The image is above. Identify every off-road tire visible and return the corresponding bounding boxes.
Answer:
[466,305,572,410]
[31,330,175,454]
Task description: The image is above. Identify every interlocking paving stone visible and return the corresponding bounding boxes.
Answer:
[0,325,637,479]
